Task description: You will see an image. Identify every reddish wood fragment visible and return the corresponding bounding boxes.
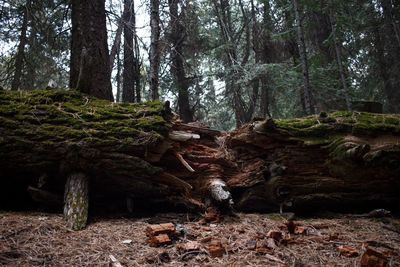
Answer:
[204,207,220,223]
[145,223,176,237]
[208,240,225,257]
[338,245,359,257]
[294,226,307,235]
[148,234,172,247]
[285,220,296,234]
[267,230,283,242]
[177,241,201,252]
[360,248,388,267]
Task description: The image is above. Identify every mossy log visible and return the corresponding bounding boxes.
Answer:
[229,113,400,213]
[0,89,400,221]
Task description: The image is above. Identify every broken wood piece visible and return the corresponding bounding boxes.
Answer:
[176,241,201,252]
[148,234,172,247]
[294,226,307,235]
[63,173,89,231]
[169,130,200,142]
[204,207,220,223]
[338,245,359,257]
[360,248,388,267]
[27,186,62,207]
[146,223,176,237]
[208,240,225,257]
[158,172,193,191]
[109,254,123,267]
[267,230,283,242]
[173,151,195,172]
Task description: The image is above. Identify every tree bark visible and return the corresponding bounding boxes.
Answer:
[380,0,400,113]
[11,1,30,91]
[1,90,399,221]
[149,0,161,100]
[122,0,135,103]
[109,18,123,73]
[329,12,351,111]
[63,173,89,230]
[168,0,193,123]
[70,0,113,101]
[292,0,315,115]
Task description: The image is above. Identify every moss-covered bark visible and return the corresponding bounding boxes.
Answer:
[0,89,399,217]
[0,89,173,214]
[230,113,400,213]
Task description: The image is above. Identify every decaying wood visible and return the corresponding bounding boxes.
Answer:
[173,151,195,173]
[146,223,176,237]
[0,90,400,224]
[27,186,62,207]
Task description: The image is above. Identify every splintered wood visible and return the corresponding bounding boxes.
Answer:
[146,223,175,247]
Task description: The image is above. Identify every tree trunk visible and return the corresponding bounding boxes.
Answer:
[122,0,135,103]
[292,0,315,115]
[380,0,400,113]
[133,6,141,103]
[63,173,89,230]
[329,12,351,111]
[149,0,161,100]
[116,47,122,102]
[11,1,30,91]
[70,0,113,101]
[168,0,193,123]
[109,18,123,73]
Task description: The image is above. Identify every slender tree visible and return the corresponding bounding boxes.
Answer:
[122,0,135,103]
[149,0,161,100]
[168,0,193,122]
[11,1,30,90]
[70,0,113,101]
[292,0,315,115]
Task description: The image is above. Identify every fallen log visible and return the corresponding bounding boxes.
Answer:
[0,89,399,228]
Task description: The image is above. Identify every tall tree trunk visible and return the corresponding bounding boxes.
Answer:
[380,0,400,113]
[109,18,123,72]
[329,12,351,111]
[116,47,122,102]
[133,8,141,103]
[70,0,113,101]
[11,1,30,91]
[122,0,135,103]
[292,0,315,115]
[25,13,37,90]
[149,0,161,100]
[168,0,193,123]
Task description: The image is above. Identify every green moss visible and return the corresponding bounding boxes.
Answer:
[0,89,169,150]
[275,111,400,138]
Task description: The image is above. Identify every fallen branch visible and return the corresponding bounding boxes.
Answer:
[173,151,195,173]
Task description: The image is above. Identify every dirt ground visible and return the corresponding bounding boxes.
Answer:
[0,211,399,266]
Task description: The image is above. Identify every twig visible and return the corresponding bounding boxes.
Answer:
[173,151,195,173]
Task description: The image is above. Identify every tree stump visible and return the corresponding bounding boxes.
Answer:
[63,173,89,230]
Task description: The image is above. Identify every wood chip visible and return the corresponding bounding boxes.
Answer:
[148,234,172,247]
[145,223,176,237]
[360,248,388,267]
[208,240,224,257]
[267,230,283,241]
[338,245,359,257]
[176,241,201,252]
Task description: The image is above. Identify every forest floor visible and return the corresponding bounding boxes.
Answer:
[0,211,400,266]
